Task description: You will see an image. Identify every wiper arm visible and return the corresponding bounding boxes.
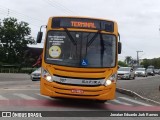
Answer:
[100,33,104,67]
[64,28,77,45]
[87,30,100,47]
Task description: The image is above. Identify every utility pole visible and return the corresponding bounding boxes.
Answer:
[136,51,143,66]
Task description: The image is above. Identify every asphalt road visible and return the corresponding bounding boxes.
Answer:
[117,74,160,102]
[0,73,160,120]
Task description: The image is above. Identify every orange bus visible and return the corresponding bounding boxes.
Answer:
[36,16,122,102]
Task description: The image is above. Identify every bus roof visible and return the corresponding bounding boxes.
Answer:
[49,16,116,23]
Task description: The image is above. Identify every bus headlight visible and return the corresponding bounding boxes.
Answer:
[105,80,112,86]
[46,75,52,81]
[42,68,53,82]
[105,73,117,86]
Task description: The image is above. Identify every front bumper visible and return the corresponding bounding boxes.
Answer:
[147,72,154,75]
[30,75,41,81]
[40,79,116,101]
[118,75,130,79]
[135,73,145,77]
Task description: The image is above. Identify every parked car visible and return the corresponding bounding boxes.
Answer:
[135,68,147,77]
[147,65,155,73]
[154,69,160,75]
[118,67,135,80]
[30,67,41,81]
[146,68,155,76]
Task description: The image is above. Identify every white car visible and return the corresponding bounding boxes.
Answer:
[135,68,148,77]
[30,67,41,81]
[118,67,135,80]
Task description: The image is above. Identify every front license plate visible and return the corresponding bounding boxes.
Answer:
[71,89,84,94]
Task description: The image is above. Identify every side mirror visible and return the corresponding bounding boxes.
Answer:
[36,32,43,43]
[118,42,122,54]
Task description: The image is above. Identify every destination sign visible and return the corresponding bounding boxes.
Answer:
[52,17,114,32]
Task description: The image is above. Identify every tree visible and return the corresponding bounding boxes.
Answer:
[124,56,132,65]
[0,17,35,65]
[141,57,160,69]
[118,61,128,67]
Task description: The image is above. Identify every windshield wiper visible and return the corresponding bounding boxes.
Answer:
[100,33,104,67]
[64,28,77,45]
[64,28,78,60]
[86,30,100,47]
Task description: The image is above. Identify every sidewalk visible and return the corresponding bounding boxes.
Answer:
[0,73,30,81]
[116,75,160,104]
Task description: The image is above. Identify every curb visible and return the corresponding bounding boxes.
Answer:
[116,87,160,105]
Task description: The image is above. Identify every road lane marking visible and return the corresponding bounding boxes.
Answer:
[13,93,37,100]
[0,93,152,107]
[0,89,39,91]
[110,99,132,106]
[36,93,53,100]
[0,95,9,100]
[119,97,152,106]
[37,93,130,106]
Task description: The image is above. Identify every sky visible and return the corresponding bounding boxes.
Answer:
[0,0,160,61]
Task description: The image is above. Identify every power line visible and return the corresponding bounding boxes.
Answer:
[42,0,74,15]
[43,0,70,15]
[0,8,41,27]
[0,5,44,24]
[0,10,8,17]
[49,0,76,14]
[0,5,47,39]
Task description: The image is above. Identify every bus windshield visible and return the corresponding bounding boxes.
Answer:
[45,30,116,68]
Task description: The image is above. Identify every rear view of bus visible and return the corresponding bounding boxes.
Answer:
[37,16,122,102]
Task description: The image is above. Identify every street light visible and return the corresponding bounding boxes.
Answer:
[136,51,143,66]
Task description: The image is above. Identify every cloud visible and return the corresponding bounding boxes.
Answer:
[1,0,160,59]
